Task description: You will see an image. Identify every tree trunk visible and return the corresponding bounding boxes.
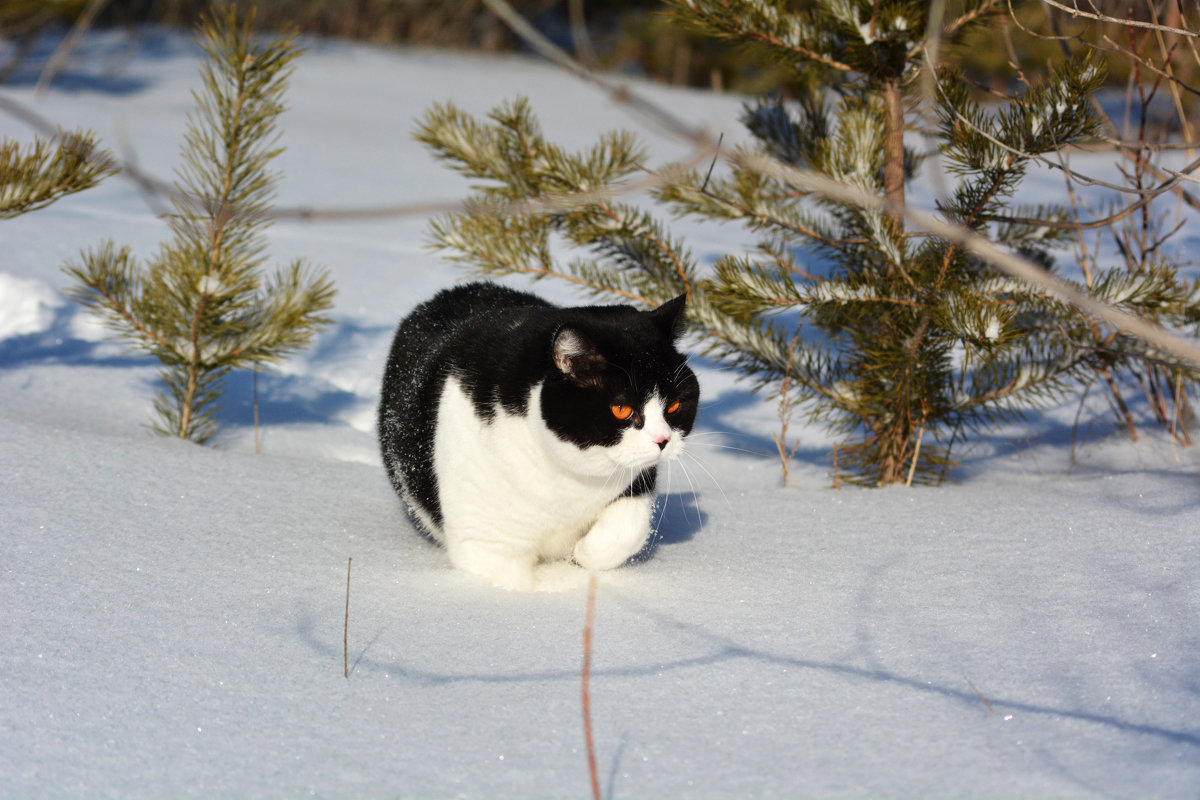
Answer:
[179,363,198,439]
[882,75,905,220]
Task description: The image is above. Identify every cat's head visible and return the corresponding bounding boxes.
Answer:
[540,294,699,475]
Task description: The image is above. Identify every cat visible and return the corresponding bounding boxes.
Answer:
[377,281,699,591]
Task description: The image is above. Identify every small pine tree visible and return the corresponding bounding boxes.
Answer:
[64,9,335,444]
[1,129,116,219]
[416,0,1200,485]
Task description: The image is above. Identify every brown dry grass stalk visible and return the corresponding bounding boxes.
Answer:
[905,425,926,488]
[581,572,601,800]
[344,556,352,679]
[964,674,996,714]
[774,335,804,486]
[253,369,260,454]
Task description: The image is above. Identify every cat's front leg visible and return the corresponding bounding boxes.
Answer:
[446,537,538,592]
[573,494,653,571]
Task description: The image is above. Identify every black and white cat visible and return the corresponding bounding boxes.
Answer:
[377,282,699,591]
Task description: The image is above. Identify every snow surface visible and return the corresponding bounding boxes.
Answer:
[2,27,1199,799]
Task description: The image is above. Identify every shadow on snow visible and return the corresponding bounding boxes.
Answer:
[0,304,389,432]
[293,590,1200,752]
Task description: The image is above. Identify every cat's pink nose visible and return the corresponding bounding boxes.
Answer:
[654,435,670,451]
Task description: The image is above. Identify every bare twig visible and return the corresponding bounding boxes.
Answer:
[0,87,711,225]
[774,334,805,486]
[699,131,724,193]
[925,53,1200,219]
[567,0,600,71]
[1039,0,1200,38]
[918,0,953,205]
[35,0,112,97]
[905,425,925,487]
[1095,32,1200,101]
[1056,0,1200,446]
[964,674,996,714]
[741,150,1200,369]
[253,369,261,455]
[1068,378,1093,471]
[1171,369,1191,450]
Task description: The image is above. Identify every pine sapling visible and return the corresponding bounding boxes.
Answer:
[63,10,335,443]
[417,0,1200,486]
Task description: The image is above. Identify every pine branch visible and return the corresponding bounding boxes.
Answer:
[663,0,854,73]
[63,242,179,358]
[420,98,697,307]
[0,129,116,218]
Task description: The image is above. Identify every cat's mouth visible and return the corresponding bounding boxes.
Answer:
[620,439,681,471]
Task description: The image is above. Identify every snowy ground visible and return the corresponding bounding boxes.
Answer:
[2,27,1199,799]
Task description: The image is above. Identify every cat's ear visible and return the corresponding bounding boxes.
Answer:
[649,293,688,341]
[552,327,605,385]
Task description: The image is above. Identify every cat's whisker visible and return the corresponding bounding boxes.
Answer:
[677,457,702,506]
[622,465,636,495]
[684,438,769,457]
[612,360,636,388]
[601,463,632,496]
[653,464,672,536]
[680,450,731,509]
[669,457,706,530]
[683,430,759,442]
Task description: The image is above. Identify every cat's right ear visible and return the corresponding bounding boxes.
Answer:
[553,327,605,385]
[649,293,688,341]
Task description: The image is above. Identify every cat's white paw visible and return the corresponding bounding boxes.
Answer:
[447,540,537,592]
[573,494,652,571]
[532,561,589,592]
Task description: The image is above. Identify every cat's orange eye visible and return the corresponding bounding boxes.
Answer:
[611,404,633,420]
[666,400,681,414]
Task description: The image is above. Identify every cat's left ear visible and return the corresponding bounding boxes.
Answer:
[553,327,605,385]
[649,293,688,341]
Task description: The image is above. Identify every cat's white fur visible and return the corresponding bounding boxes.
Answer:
[427,375,682,591]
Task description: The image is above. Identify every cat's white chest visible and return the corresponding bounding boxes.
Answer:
[430,376,628,552]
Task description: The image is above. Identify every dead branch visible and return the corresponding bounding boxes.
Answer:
[35,0,113,97]
[1038,0,1200,38]
[982,152,1200,229]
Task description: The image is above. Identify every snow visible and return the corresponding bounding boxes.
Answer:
[0,272,61,338]
[2,27,1200,799]
[983,315,1002,341]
